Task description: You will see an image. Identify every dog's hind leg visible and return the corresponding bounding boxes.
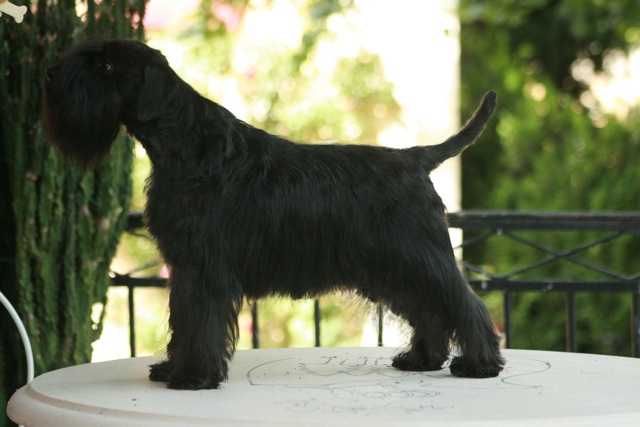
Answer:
[449,287,505,378]
[383,243,503,377]
[150,266,242,390]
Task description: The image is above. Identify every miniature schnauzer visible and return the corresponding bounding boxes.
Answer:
[44,39,504,390]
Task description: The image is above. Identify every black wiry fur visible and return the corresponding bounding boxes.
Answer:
[45,38,504,390]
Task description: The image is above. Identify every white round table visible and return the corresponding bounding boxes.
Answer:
[8,347,640,426]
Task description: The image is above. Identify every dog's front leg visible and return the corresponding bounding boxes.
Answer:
[150,266,242,390]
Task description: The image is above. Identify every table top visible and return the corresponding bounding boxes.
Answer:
[8,347,640,426]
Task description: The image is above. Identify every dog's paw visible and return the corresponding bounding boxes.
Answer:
[150,359,226,389]
[149,360,173,382]
[391,350,446,372]
[449,357,502,378]
[167,372,224,390]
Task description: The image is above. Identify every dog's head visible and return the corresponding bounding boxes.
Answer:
[44,39,175,168]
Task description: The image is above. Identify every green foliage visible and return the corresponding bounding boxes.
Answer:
[0,2,146,425]
[460,0,640,355]
[461,0,640,93]
[170,0,396,144]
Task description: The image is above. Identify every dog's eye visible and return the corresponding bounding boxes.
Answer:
[100,60,114,74]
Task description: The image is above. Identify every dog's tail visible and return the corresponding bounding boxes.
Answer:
[410,91,497,171]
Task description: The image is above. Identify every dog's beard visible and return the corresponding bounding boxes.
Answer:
[44,64,122,169]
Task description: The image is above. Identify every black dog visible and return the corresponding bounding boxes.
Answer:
[44,39,504,389]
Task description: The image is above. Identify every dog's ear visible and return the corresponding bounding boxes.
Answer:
[137,65,177,122]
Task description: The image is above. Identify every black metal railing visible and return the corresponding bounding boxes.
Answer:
[111,211,640,358]
[449,211,640,357]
